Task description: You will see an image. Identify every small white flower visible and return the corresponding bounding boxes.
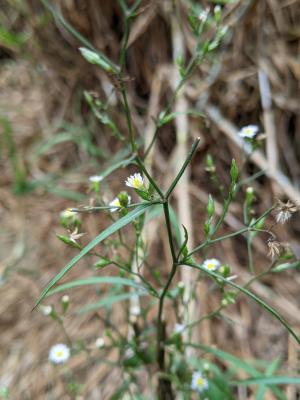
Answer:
[95,337,105,349]
[109,197,121,212]
[177,281,185,289]
[125,173,144,190]
[62,295,69,303]
[60,209,77,219]
[199,8,209,22]
[89,175,103,183]
[238,125,259,139]
[40,305,53,316]
[174,323,185,334]
[191,371,209,393]
[49,344,70,364]
[124,347,134,359]
[130,306,141,316]
[109,195,131,212]
[203,258,221,271]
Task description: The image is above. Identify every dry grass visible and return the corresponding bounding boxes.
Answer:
[1,0,300,398]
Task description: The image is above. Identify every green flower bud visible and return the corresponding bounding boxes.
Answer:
[230,159,239,184]
[219,264,230,278]
[207,194,215,218]
[79,47,113,72]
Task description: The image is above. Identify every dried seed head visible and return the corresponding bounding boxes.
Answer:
[267,238,282,258]
[275,199,298,224]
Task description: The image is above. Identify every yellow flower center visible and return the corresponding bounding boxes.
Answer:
[207,263,214,270]
[55,350,64,357]
[133,178,143,189]
[197,377,204,387]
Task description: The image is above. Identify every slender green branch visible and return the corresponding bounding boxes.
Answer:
[120,84,137,153]
[135,157,164,198]
[247,237,254,274]
[162,202,177,262]
[70,200,162,213]
[187,206,275,258]
[165,137,200,199]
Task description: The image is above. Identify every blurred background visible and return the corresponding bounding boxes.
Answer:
[1,0,300,398]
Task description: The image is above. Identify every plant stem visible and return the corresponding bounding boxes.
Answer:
[120,84,137,153]
[156,202,177,399]
[187,207,275,258]
[165,137,200,199]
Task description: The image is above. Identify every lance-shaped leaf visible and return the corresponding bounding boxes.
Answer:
[77,292,147,314]
[183,261,300,345]
[34,203,153,308]
[47,276,148,296]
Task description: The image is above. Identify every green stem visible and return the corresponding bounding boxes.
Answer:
[247,237,254,274]
[165,137,200,199]
[120,84,137,153]
[156,202,178,392]
[144,55,202,159]
[187,207,275,258]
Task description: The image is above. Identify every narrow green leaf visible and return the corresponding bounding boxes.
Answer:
[232,376,300,386]
[100,155,135,180]
[41,0,119,73]
[272,260,300,273]
[256,358,283,400]
[185,343,260,377]
[185,262,300,345]
[77,292,146,314]
[34,204,152,308]
[47,276,148,296]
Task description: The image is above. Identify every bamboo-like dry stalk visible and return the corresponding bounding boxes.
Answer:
[170,10,198,351]
[258,67,279,196]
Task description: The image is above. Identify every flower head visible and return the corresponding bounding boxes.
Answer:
[109,197,121,212]
[174,323,185,334]
[238,125,259,139]
[69,227,86,243]
[95,337,105,349]
[267,238,281,258]
[191,371,209,393]
[40,305,53,316]
[130,306,141,316]
[109,194,131,212]
[89,175,103,183]
[62,295,69,303]
[275,199,298,224]
[203,258,221,271]
[49,343,70,364]
[125,173,144,190]
[60,209,77,219]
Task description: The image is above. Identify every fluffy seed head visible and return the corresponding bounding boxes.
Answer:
[267,239,281,258]
[275,199,298,224]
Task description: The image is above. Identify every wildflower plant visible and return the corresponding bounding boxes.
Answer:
[37,1,300,399]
